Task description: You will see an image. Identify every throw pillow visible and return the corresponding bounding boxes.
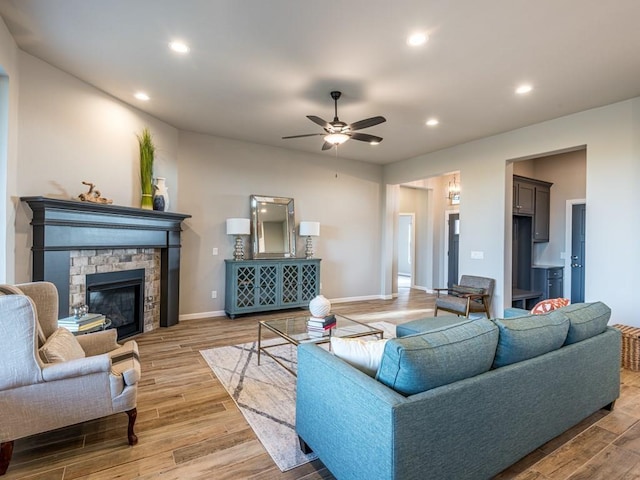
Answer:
[530,298,570,315]
[492,310,570,368]
[39,327,86,363]
[330,337,389,377]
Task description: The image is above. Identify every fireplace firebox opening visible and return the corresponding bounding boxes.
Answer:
[85,269,145,340]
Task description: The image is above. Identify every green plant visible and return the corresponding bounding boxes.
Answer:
[137,127,155,209]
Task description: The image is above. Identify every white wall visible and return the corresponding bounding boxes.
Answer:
[385,98,640,325]
[13,51,180,282]
[177,131,383,316]
[0,15,19,282]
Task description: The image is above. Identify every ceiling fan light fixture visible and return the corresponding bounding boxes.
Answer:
[324,133,350,145]
[369,141,380,146]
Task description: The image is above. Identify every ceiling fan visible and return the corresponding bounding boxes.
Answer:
[282,91,386,150]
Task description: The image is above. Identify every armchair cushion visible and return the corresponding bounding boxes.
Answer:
[39,327,86,363]
[492,310,570,368]
[451,285,485,297]
[376,318,499,395]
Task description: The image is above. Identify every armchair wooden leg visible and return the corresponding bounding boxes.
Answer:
[0,441,14,476]
[126,408,138,446]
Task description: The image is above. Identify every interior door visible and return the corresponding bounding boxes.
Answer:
[447,213,459,288]
[571,203,586,302]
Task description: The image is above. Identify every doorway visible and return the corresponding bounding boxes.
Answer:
[570,203,586,302]
[398,214,414,289]
[446,212,459,288]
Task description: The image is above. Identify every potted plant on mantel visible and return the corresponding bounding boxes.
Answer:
[137,127,155,210]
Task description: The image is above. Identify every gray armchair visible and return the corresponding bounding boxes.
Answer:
[434,275,495,318]
[0,282,140,476]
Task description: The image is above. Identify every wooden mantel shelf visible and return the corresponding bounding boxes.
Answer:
[21,196,191,327]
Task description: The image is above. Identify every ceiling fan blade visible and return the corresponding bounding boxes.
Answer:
[282,133,325,139]
[307,115,331,129]
[350,132,383,144]
[321,141,334,151]
[349,116,386,131]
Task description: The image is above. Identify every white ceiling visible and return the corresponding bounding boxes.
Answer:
[2,0,640,165]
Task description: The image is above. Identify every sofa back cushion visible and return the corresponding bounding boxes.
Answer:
[562,301,611,345]
[493,310,569,368]
[376,318,499,396]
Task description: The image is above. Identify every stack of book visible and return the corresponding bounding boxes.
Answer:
[307,314,337,338]
[58,313,107,333]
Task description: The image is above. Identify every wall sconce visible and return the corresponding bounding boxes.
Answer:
[448,175,461,205]
[226,218,250,260]
[299,221,320,259]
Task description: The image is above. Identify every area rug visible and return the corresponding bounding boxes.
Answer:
[199,321,396,472]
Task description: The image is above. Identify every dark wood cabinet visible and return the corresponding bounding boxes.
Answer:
[513,179,535,215]
[533,184,550,242]
[533,266,564,300]
[513,175,553,243]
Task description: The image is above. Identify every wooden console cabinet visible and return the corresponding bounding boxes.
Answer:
[224,258,320,318]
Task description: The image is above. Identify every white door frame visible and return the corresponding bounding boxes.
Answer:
[398,212,416,287]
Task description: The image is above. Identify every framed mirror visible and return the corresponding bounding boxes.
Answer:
[250,195,296,258]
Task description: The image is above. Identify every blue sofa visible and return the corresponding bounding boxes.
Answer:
[296,302,620,480]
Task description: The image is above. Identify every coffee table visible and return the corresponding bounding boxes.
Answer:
[257,314,384,375]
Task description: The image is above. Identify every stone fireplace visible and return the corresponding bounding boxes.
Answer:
[22,197,190,331]
[71,250,159,335]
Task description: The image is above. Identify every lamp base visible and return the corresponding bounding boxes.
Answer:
[233,236,245,260]
[305,236,314,259]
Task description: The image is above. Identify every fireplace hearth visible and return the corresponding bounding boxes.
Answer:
[86,269,145,339]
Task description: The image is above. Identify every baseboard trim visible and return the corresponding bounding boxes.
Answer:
[179,294,394,320]
[179,310,226,321]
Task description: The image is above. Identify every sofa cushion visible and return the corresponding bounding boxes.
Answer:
[376,318,499,396]
[492,310,569,368]
[330,337,389,377]
[396,315,468,337]
[39,327,86,363]
[562,302,611,345]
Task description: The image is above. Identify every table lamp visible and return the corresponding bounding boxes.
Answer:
[226,218,250,260]
[299,221,320,259]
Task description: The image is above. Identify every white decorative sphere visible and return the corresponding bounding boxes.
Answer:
[309,295,331,318]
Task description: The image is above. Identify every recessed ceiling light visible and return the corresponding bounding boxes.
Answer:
[407,32,428,47]
[370,141,380,146]
[134,92,150,101]
[169,41,190,54]
[515,84,533,95]
[426,118,439,126]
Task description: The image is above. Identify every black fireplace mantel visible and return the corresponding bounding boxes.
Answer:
[22,196,191,328]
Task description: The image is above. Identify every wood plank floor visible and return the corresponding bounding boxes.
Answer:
[5,289,640,479]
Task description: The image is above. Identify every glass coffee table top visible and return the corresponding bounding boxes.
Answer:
[257,313,384,375]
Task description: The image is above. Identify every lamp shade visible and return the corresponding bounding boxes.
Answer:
[226,218,250,235]
[299,221,320,237]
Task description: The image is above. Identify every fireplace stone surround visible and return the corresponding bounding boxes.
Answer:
[22,197,191,330]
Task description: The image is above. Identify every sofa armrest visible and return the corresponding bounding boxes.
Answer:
[76,329,119,356]
[296,343,406,479]
[41,354,111,381]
